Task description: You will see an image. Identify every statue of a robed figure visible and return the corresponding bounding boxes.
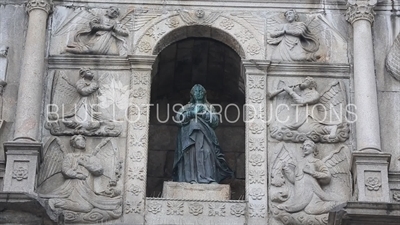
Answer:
[173,84,234,184]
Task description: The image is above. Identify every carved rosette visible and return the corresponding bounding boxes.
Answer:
[243,61,268,223]
[346,1,376,24]
[26,0,52,14]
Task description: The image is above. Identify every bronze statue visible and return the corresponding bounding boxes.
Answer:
[173,84,234,184]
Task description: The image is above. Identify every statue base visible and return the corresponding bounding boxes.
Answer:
[162,181,230,200]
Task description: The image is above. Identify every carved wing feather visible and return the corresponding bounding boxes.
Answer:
[38,137,66,186]
[231,12,265,34]
[93,138,118,180]
[203,12,222,24]
[51,71,80,114]
[271,145,296,186]
[317,81,347,122]
[178,10,197,25]
[133,11,162,31]
[322,145,349,177]
[119,8,135,31]
[52,9,96,36]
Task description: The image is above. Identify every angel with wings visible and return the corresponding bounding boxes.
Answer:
[64,6,132,56]
[267,9,320,62]
[269,77,350,143]
[270,140,348,223]
[38,135,122,222]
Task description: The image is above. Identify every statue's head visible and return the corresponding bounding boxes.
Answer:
[79,68,94,80]
[190,84,207,103]
[106,6,120,19]
[284,9,298,23]
[300,76,317,90]
[70,135,86,150]
[302,139,318,157]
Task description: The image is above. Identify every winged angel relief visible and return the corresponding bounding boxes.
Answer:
[45,68,124,136]
[269,77,350,143]
[53,6,134,56]
[38,136,123,223]
[270,140,349,225]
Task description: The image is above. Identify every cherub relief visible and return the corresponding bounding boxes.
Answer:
[45,68,122,136]
[267,9,320,62]
[270,140,349,224]
[38,135,123,223]
[269,77,350,143]
[53,6,133,56]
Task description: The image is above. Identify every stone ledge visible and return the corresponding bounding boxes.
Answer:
[162,181,230,200]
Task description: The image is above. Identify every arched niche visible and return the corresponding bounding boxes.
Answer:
[146,37,246,200]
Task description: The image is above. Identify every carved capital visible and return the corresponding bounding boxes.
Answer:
[346,1,376,24]
[26,0,52,14]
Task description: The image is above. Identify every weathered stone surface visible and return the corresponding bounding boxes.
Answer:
[162,181,230,200]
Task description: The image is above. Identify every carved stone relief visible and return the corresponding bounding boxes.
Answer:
[45,68,124,137]
[0,46,8,95]
[386,32,400,81]
[269,141,350,225]
[267,10,348,63]
[269,77,350,143]
[38,136,123,223]
[50,6,134,56]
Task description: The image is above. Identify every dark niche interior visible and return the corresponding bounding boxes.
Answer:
[146,37,246,200]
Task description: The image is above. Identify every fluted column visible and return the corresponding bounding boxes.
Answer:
[3,0,51,193]
[346,0,391,202]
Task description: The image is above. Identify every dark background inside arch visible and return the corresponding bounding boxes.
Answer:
[147,37,246,199]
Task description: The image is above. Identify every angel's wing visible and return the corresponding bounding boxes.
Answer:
[271,145,296,187]
[92,138,120,193]
[119,8,135,32]
[179,10,220,25]
[38,137,66,186]
[203,12,222,24]
[266,14,286,44]
[51,71,80,115]
[317,81,347,123]
[52,8,96,36]
[133,11,161,31]
[178,10,197,25]
[305,14,325,34]
[231,12,265,34]
[322,145,349,177]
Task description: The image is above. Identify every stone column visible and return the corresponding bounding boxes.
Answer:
[3,0,51,193]
[0,46,8,119]
[124,55,155,223]
[242,60,269,224]
[346,0,391,202]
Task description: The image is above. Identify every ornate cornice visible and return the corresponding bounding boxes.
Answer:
[346,0,376,24]
[26,0,52,14]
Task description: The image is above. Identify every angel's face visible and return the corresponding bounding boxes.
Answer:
[74,136,86,150]
[285,11,296,23]
[107,7,120,19]
[83,70,94,80]
[300,79,311,89]
[302,142,314,156]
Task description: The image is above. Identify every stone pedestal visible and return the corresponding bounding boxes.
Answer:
[352,152,391,202]
[2,142,41,193]
[162,181,230,200]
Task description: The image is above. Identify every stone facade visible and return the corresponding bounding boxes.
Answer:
[0,0,399,224]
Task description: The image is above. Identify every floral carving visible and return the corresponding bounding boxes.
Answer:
[250,188,265,200]
[166,202,184,215]
[230,204,245,217]
[196,10,205,18]
[131,121,146,130]
[165,17,180,28]
[26,0,52,13]
[249,138,264,151]
[346,3,375,24]
[208,203,226,217]
[220,18,234,30]
[188,203,204,216]
[248,106,266,121]
[235,29,254,43]
[131,87,147,99]
[249,92,264,103]
[130,151,144,162]
[247,43,261,55]
[133,72,150,85]
[393,192,400,202]
[249,203,265,218]
[145,26,166,40]
[249,123,264,134]
[128,167,145,181]
[249,154,264,167]
[365,177,381,191]
[248,76,265,89]
[12,167,28,181]
[147,202,162,214]
[138,41,152,53]
[125,201,142,214]
[128,184,142,196]
[129,104,148,116]
[249,170,265,184]
[129,134,147,147]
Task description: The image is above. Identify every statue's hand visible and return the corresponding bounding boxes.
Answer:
[75,172,87,180]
